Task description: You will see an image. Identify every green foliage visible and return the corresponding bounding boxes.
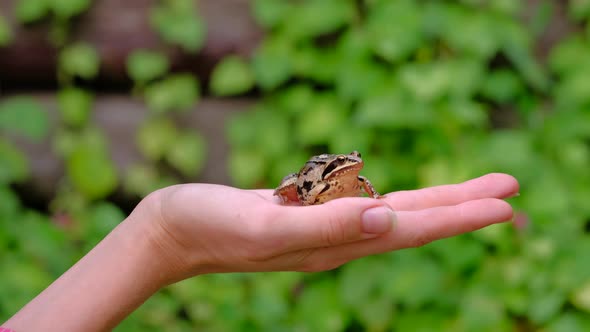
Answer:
[221,0,590,331]
[150,0,205,53]
[57,87,93,128]
[144,74,200,114]
[0,15,12,46]
[126,50,170,84]
[15,0,51,23]
[3,0,590,331]
[66,139,118,200]
[0,139,29,184]
[210,56,255,96]
[58,43,100,80]
[0,96,49,141]
[15,0,91,22]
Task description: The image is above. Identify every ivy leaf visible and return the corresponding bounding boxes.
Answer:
[569,0,590,21]
[545,312,590,332]
[50,0,91,19]
[136,117,178,161]
[144,74,200,114]
[14,0,51,23]
[228,149,267,188]
[165,131,207,178]
[150,3,205,53]
[0,96,48,141]
[59,43,100,80]
[252,0,291,28]
[126,50,169,83]
[366,0,423,62]
[123,164,177,197]
[481,69,524,103]
[0,139,29,184]
[84,202,124,246]
[281,0,354,40]
[295,94,347,145]
[210,56,255,96]
[0,15,12,46]
[57,88,93,128]
[67,145,118,200]
[294,279,349,332]
[252,37,293,91]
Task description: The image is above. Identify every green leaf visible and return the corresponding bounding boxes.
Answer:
[385,253,444,308]
[210,56,255,96]
[165,131,207,178]
[85,202,124,246]
[150,3,205,52]
[123,164,178,197]
[548,37,590,75]
[481,69,524,103]
[281,0,354,40]
[252,37,293,90]
[571,281,590,313]
[294,279,349,332]
[367,0,423,62]
[126,50,170,83]
[136,117,178,161]
[57,88,93,128]
[458,288,510,331]
[545,312,590,332]
[251,0,291,28]
[50,0,91,19]
[295,94,347,145]
[67,145,118,200]
[0,185,21,219]
[0,15,12,46]
[59,43,100,79]
[0,96,48,141]
[339,257,394,329]
[228,149,267,188]
[569,0,590,21]
[0,139,29,184]
[144,74,200,113]
[441,8,500,59]
[15,0,51,23]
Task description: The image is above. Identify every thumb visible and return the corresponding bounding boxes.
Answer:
[270,198,397,251]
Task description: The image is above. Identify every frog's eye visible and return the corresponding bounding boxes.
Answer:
[337,155,346,161]
[356,152,361,158]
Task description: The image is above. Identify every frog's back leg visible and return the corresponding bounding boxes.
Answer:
[274,173,299,203]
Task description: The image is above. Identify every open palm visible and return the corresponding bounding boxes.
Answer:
[147,173,518,282]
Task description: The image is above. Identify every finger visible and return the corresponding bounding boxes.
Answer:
[299,198,512,271]
[266,197,398,253]
[383,173,519,211]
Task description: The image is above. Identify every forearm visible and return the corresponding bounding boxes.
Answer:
[3,209,170,332]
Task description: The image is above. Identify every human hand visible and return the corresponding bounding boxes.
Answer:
[141,173,518,283]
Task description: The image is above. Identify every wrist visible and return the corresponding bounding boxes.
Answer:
[4,194,179,331]
[134,188,201,283]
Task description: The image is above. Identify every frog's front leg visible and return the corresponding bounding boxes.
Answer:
[302,182,330,205]
[358,176,380,198]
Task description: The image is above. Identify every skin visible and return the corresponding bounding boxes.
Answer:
[3,173,519,331]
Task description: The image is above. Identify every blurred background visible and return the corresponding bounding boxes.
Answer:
[1,0,590,330]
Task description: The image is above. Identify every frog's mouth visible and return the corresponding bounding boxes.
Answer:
[322,162,363,180]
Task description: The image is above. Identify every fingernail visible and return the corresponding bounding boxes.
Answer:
[508,192,521,198]
[362,206,397,234]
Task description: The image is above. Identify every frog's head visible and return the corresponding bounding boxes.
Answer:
[320,151,364,180]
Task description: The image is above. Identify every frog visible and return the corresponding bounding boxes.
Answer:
[273,151,381,205]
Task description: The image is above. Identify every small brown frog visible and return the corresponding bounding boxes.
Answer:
[273,151,381,205]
